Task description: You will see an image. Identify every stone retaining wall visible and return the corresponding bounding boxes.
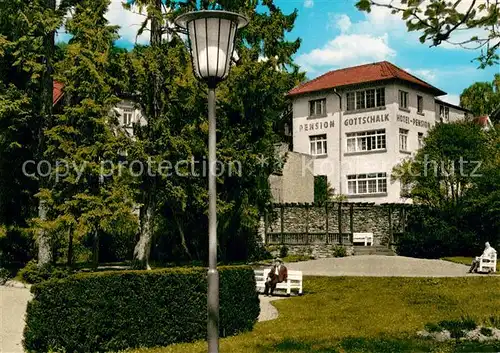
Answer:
[267,244,355,259]
[263,203,409,247]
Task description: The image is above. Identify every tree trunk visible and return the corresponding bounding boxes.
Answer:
[67,228,73,267]
[133,199,154,269]
[37,201,52,267]
[173,212,192,259]
[92,230,99,269]
[151,0,162,119]
[37,0,56,268]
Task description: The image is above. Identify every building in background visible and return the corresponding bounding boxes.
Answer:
[53,81,146,136]
[287,61,470,204]
[269,143,314,203]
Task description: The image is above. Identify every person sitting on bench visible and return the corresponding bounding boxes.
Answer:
[469,242,496,273]
[264,258,288,296]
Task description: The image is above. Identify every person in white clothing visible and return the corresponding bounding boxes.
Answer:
[468,242,496,273]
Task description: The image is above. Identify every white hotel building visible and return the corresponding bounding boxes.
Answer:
[288,61,470,204]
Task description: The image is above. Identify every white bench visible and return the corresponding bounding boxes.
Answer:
[254,268,303,295]
[478,252,497,273]
[352,232,373,246]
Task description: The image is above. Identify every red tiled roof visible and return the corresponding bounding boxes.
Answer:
[53,81,64,105]
[288,61,446,97]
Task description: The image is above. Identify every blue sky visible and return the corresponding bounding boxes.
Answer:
[58,0,499,105]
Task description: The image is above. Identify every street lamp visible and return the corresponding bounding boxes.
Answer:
[174,10,248,353]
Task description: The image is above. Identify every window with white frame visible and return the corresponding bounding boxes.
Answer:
[310,134,327,156]
[418,132,424,149]
[417,95,424,113]
[399,128,409,151]
[376,87,385,107]
[347,173,387,195]
[439,104,450,122]
[346,88,385,111]
[309,98,326,117]
[346,129,386,153]
[399,90,409,109]
[122,108,134,126]
[347,92,356,111]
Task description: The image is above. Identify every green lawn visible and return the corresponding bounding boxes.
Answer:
[442,256,500,272]
[126,276,500,353]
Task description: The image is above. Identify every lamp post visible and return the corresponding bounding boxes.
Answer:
[174,10,248,353]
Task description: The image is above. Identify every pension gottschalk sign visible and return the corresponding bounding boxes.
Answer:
[344,113,390,126]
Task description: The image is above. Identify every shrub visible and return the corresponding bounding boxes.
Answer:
[480,327,493,337]
[437,318,477,339]
[333,245,347,258]
[0,226,34,266]
[424,323,442,333]
[488,316,500,329]
[18,260,71,284]
[279,245,288,258]
[0,267,10,285]
[24,266,259,352]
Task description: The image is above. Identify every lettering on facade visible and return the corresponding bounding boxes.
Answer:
[397,114,431,129]
[299,120,335,132]
[343,114,390,126]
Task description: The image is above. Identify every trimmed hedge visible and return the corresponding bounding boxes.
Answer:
[23,266,259,352]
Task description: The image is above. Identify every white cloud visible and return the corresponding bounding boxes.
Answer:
[304,0,314,8]
[440,94,461,106]
[295,34,396,72]
[404,68,438,84]
[105,1,149,45]
[300,3,405,75]
[355,7,405,36]
[332,14,351,33]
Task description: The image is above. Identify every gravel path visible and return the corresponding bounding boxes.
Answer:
[1,285,31,353]
[285,255,484,277]
[258,295,289,322]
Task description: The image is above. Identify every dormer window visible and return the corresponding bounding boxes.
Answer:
[439,105,449,122]
[346,88,385,111]
[309,98,326,117]
[122,108,134,127]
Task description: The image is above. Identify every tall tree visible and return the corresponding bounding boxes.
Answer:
[123,0,180,268]
[0,0,67,266]
[37,0,138,267]
[460,74,500,118]
[124,0,304,264]
[391,121,489,208]
[356,0,500,67]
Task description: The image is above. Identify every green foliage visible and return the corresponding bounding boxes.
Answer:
[333,245,347,258]
[0,226,34,266]
[437,318,477,338]
[480,327,493,337]
[355,1,500,67]
[123,1,305,265]
[36,0,139,266]
[424,322,442,333]
[23,266,259,352]
[282,254,313,263]
[460,75,500,118]
[126,276,500,353]
[18,260,71,284]
[279,245,288,258]
[487,315,500,329]
[0,267,10,284]
[314,176,332,203]
[393,122,500,258]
